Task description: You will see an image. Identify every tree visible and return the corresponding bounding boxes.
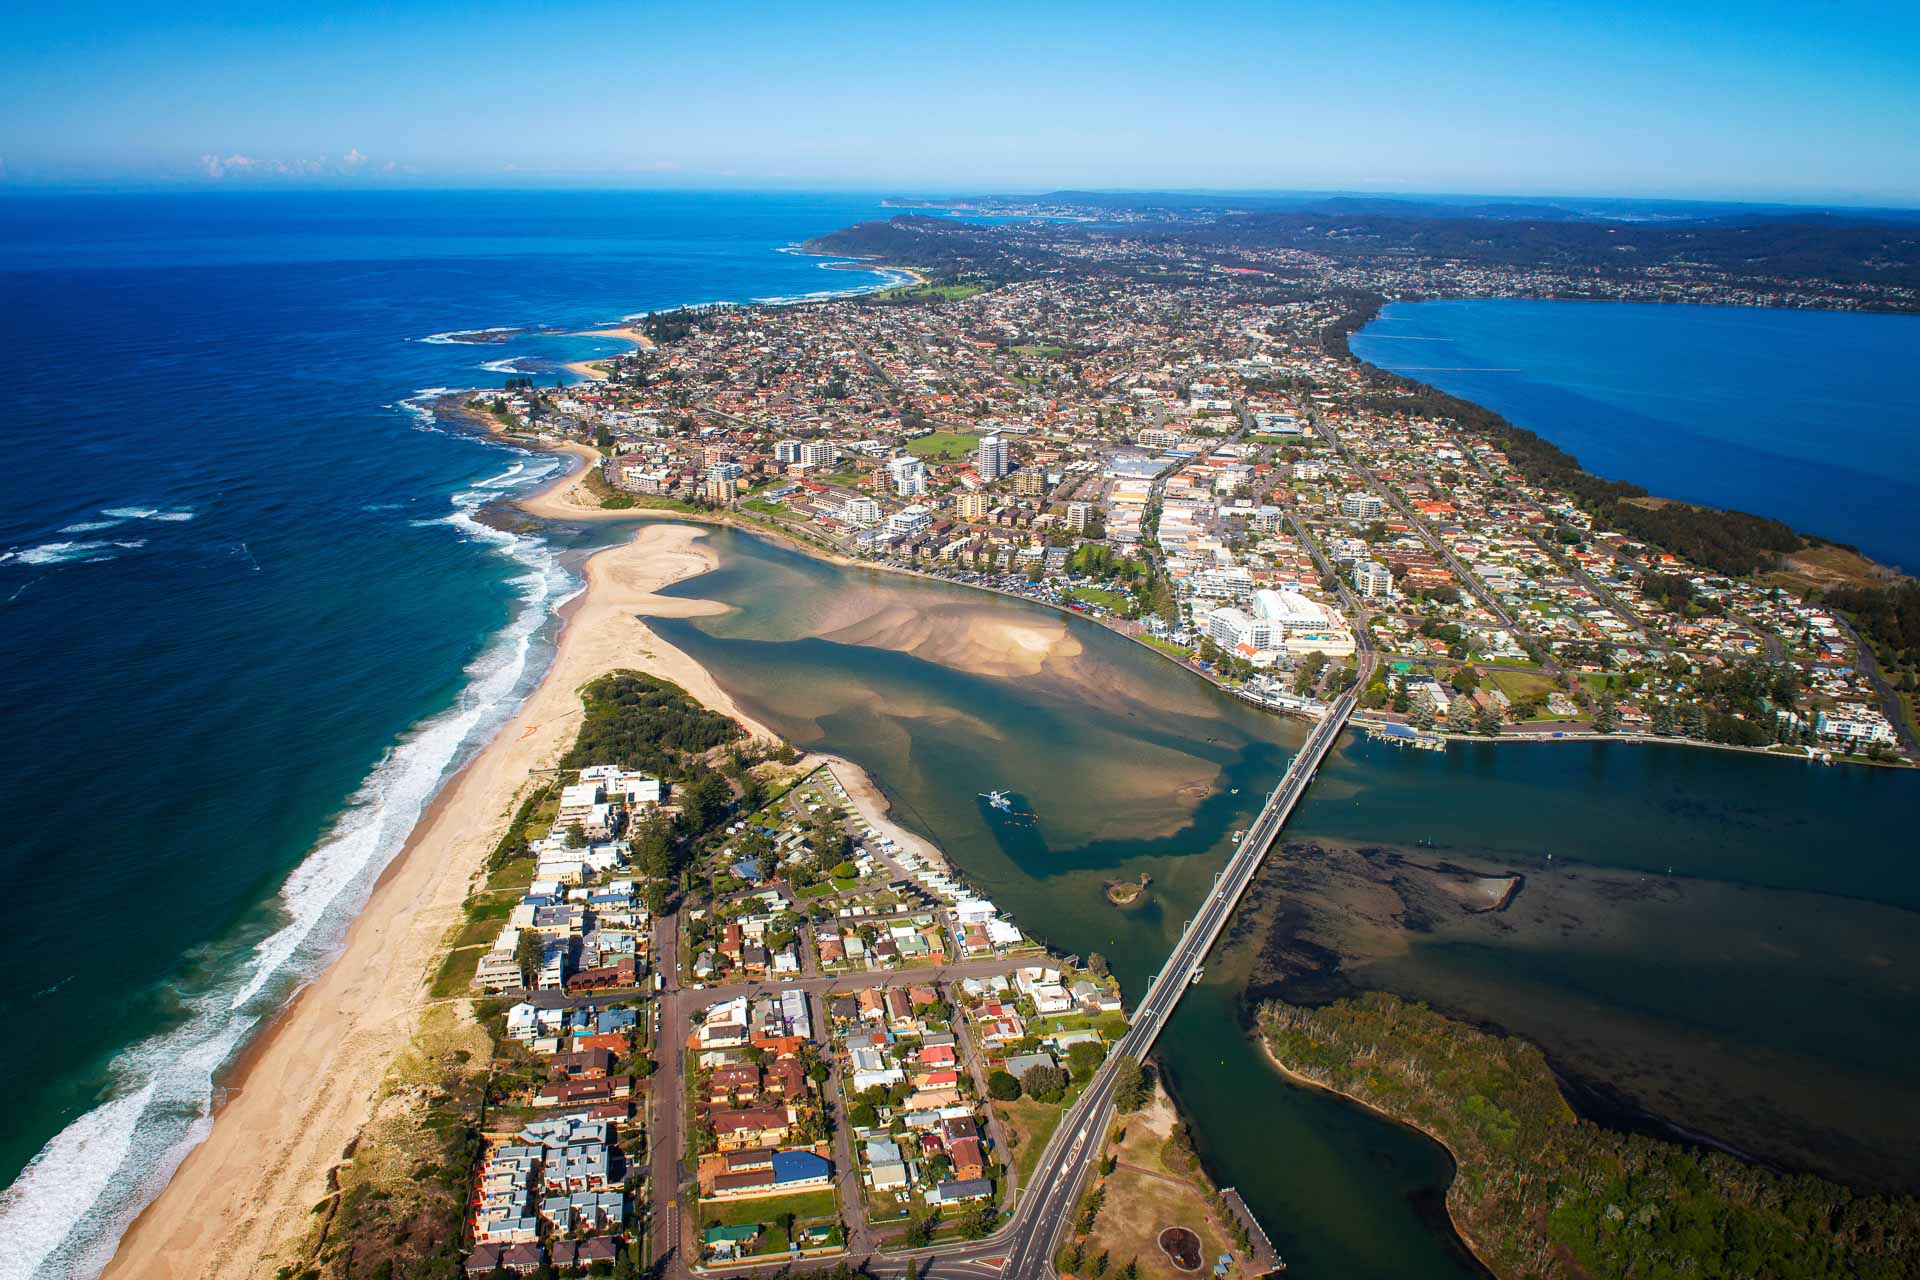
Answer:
[515,929,544,986]
[1110,1055,1146,1113]
[566,823,589,849]
[1474,703,1504,736]
[1065,1040,1106,1080]
[677,771,733,835]
[987,1070,1022,1101]
[1390,676,1412,714]
[1022,1064,1067,1102]
[1593,692,1619,734]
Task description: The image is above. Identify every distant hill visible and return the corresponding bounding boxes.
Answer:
[888,188,1920,228]
[1169,210,1920,288]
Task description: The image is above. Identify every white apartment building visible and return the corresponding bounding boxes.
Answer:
[888,455,928,497]
[975,433,1010,481]
[1353,561,1396,599]
[888,504,932,537]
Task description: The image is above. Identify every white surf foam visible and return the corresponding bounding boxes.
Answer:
[0,456,577,1280]
[101,507,195,523]
[1,539,147,567]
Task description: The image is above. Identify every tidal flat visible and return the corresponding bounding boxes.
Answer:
[1241,839,1920,1192]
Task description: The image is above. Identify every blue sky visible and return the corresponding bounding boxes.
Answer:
[3,0,1917,203]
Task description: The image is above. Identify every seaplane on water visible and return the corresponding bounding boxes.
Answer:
[981,789,1015,813]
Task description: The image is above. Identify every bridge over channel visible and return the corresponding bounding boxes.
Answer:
[868,683,1364,1280]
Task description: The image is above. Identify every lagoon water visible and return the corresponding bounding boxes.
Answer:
[0,190,901,1278]
[1350,299,1920,571]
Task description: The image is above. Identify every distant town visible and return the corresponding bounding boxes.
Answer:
[475,207,1914,767]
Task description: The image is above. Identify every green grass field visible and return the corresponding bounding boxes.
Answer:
[1138,636,1194,660]
[1069,586,1131,613]
[996,1099,1067,1186]
[1484,668,1556,702]
[906,431,981,461]
[872,281,989,303]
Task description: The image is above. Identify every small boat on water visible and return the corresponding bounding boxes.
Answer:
[980,789,1015,813]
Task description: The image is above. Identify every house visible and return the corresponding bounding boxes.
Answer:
[933,1177,993,1204]
[941,1115,980,1143]
[533,1076,633,1108]
[765,1057,808,1099]
[548,1048,615,1081]
[565,957,639,994]
[704,1224,762,1260]
[551,1238,621,1270]
[949,1136,986,1180]
[770,1149,832,1191]
[723,1146,776,1174]
[500,1243,548,1274]
[1004,1052,1056,1079]
[865,1138,909,1189]
[465,1245,506,1277]
[710,1063,761,1104]
[711,1106,791,1150]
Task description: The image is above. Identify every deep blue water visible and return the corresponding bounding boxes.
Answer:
[0,189,899,1278]
[1350,299,1920,572]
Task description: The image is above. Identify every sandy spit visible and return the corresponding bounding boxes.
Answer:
[103,523,768,1280]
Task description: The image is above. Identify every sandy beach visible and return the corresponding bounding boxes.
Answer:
[565,325,654,381]
[807,752,952,875]
[103,522,770,1280]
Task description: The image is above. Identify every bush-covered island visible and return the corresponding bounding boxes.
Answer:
[1258,993,1920,1280]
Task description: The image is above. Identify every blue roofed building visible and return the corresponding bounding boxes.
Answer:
[771,1149,832,1190]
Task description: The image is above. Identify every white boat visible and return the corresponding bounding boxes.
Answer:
[980,789,1015,813]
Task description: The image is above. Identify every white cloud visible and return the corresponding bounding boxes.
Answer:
[198,153,258,178]
[196,149,394,180]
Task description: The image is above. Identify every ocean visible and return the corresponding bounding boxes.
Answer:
[1349,299,1920,572]
[0,189,903,1279]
